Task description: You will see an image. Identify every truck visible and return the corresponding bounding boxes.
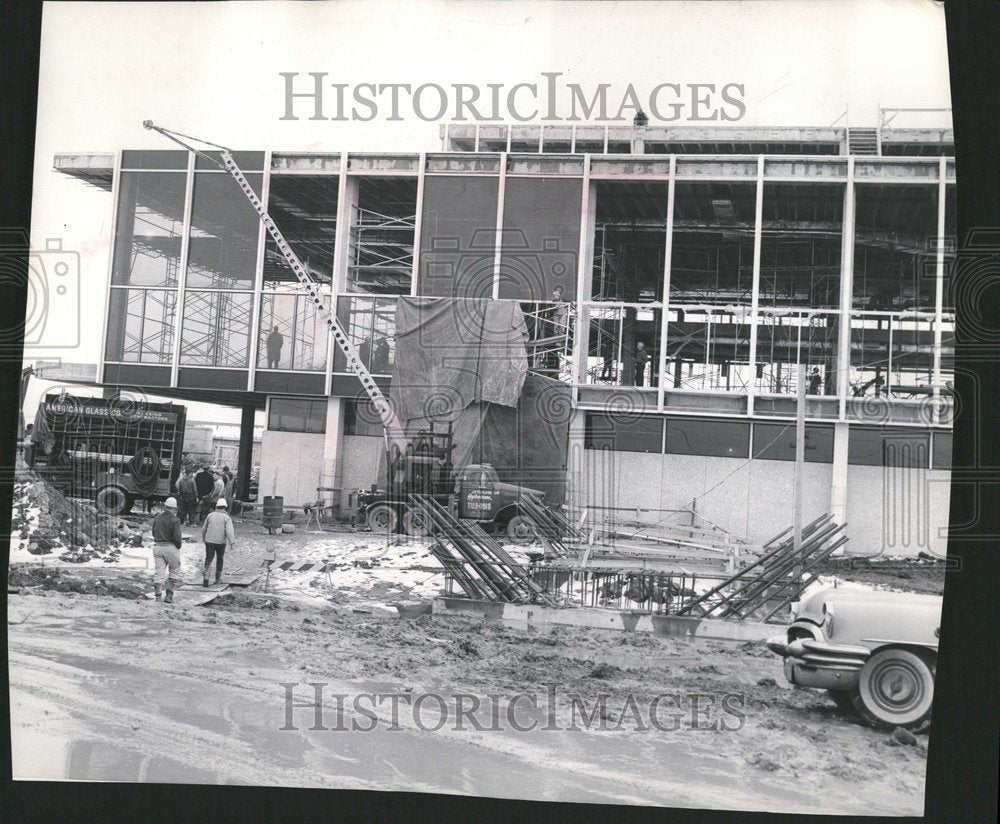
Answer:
[28,393,186,515]
[354,421,550,543]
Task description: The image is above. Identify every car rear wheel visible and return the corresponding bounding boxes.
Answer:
[366,504,398,534]
[852,648,935,731]
[402,506,433,538]
[506,514,537,545]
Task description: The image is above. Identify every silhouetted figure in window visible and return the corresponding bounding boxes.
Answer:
[633,341,649,387]
[807,367,822,395]
[266,325,284,369]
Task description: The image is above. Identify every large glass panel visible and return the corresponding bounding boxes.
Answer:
[932,431,952,470]
[498,177,582,300]
[664,417,749,458]
[584,412,663,453]
[592,181,668,302]
[849,313,937,398]
[263,174,337,288]
[105,288,177,364]
[670,182,756,307]
[186,172,263,289]
[848,426,929,468]
[111,171,186,287]
[333,295,397,375]
[582,304,662,386]
[267,398,326,433]
[753,422,834,463]
[347,177,417,294]
[753,309,839,396]
[257,289,328,371]
[664,306,753,392]
[521,299,574,382]
[179,291,253,367]
[419,176,498,298]
[853,184,937,311]
[759,183,843,309]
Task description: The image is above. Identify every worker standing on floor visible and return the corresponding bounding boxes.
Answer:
[201,498,236,587]
[151,497,183,604]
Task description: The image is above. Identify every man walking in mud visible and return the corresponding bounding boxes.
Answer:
[151,497,183,604]
[201,498,236,586]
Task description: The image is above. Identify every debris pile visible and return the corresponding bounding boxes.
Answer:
[8,473,142,565]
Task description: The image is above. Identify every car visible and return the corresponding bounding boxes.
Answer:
[767,587,942,731]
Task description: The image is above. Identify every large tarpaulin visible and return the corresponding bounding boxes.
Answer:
[390,298,570,504]
[391,297,529,423]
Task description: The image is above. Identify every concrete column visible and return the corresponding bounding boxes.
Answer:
[323,396,346,508]
[235,403,256,501]
[564,408,588,517]
[830,420,850,529]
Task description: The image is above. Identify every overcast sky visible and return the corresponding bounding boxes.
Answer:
[22,0,952,422]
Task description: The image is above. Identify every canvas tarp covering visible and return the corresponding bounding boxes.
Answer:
[390,297,571,504]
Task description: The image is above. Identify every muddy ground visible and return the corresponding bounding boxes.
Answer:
[7,527,933,816]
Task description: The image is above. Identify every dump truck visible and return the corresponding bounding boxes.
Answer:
[354,421,550,543]
[28,393,186,515]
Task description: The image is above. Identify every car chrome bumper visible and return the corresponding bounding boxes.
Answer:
[768,633,870,691]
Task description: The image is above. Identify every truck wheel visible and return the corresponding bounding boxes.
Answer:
[402,507,433,537]
[95,486,129,515]
[506,515,537,545]
[366,504,398,534]
[851,648,935,731]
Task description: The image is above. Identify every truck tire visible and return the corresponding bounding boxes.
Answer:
[851,647,935,731]
[95,485,129,516]
[506,514,537,545]
[402,507,433,538]
[366,503,398,534]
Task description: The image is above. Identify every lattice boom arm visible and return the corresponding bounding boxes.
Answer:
[218,151,406,448]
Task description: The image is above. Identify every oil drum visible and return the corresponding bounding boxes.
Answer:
[262,495,283,534]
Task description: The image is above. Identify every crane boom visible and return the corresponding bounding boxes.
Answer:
[142,121,407,452]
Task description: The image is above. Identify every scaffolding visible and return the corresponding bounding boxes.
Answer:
[348,206,415,294]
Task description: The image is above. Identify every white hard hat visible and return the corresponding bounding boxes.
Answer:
[164,497,178,508]
[215,499,228,508]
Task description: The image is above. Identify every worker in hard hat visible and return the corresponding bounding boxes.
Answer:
[201,498,236,587]
[151,497,183,603]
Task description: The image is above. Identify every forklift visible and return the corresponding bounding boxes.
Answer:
[355,420,550,544]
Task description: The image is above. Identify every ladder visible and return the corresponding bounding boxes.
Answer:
[142,121,407,453]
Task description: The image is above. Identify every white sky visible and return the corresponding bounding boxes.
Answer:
[24,0,952,407]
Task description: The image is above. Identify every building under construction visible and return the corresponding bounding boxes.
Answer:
[52,114,955,556]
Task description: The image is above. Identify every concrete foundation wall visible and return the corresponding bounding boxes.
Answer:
[257,430,326,506]
[582,450,949,557]
[341,435,383,502]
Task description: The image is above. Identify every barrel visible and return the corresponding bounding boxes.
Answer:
[262,495,284,532]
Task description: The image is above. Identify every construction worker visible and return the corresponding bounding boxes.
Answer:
[176,468,198,525]
[201,498,236,586]
[194,464,214,523]
[151,497,183,604]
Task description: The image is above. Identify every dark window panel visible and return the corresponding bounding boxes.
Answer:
[332,295,396,375]
[848,426,930,468]
[194,151,265,171]
[499,177,582,301]
[753,422,834,463]
[665,417,749,458]
[419,176,499,298]
[344,399,384,437]
[584,412,663,453]
[932,431,952,470]
[268,397,327,433]
[121,150,189,170]
[263,174,338,287]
